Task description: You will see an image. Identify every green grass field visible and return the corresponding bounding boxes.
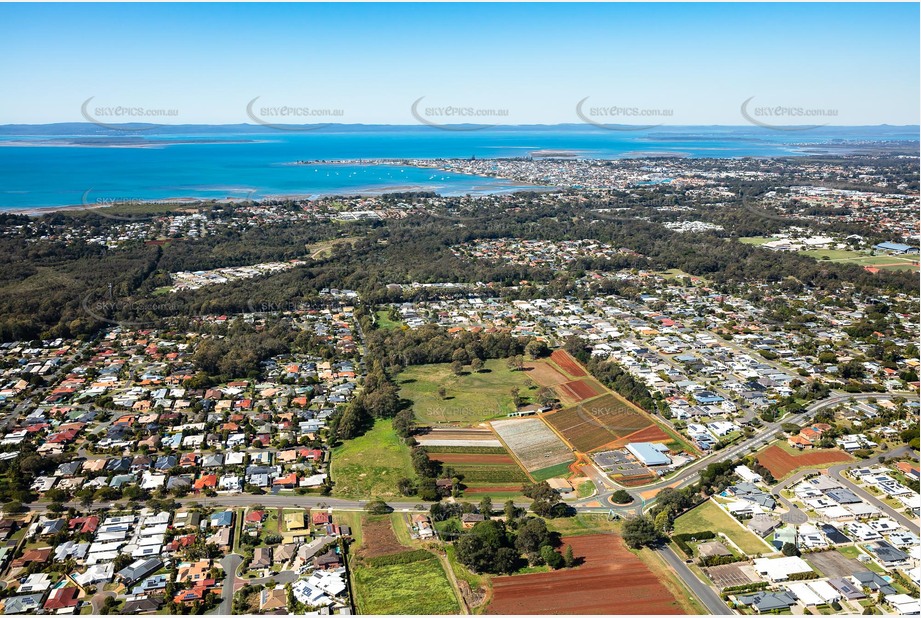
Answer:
[738,236,774,246]
[351,551,460,615]
[331,419,415,499]
[673,500,772,556]
[545,513,622,536]
[375,309,404,330]
[399,359,536,424]
[531,462,574,481]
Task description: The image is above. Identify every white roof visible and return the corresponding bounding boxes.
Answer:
[787,582,823,606]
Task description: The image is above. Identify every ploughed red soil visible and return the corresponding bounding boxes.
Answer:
[429,453,516,465]
[357,517,406,558]
[524,361,570,387]
[550,349,588,377]
[486,534,685,615]
[758,445,853,478]
[556,379,604,402]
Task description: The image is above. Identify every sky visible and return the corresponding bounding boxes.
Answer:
[0,2,918,126]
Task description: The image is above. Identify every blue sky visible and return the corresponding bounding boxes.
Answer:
[0,3,918,125]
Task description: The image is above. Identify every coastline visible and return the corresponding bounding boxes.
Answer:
[5,182,557,217]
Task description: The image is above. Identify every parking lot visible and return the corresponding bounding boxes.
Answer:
[592,449,648,476]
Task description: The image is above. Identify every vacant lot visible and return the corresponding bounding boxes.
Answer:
[491,417,574,474]
[806,550,865,578]
[705,563,754,589]
[400,360,535,424]
[331,419,415,499]
[673,500,771,557]
[352,551,460,615]
[356,516,407,559]
[757,444,853,479]
[486,534,685,614]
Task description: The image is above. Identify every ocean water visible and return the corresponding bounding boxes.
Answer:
[0,126,916,210]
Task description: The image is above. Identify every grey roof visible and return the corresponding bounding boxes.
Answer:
[826,488,861,504]
[122,597,164,614]
[870,541,908,564]
[3,594,44,615]
[737,591,796,612]
[854,571,897,595]
[117,558,163,584]
[828,578,865,600]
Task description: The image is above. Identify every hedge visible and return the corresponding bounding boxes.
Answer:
[672,530,716,558]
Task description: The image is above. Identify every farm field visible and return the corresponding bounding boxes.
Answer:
[544,394,669,452]
[491,417,574,477]
[757,444,854,479]
[673,500,772,557]
[399,359,535,424]
[331,419,415,499]
[549,349,588,377]
[428,449,530,485]
[415,427,503,448]
[555,378,606,403]
[523,360,570,387]
[485,534,685,614]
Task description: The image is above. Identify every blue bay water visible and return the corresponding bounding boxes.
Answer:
[0,127,916,210]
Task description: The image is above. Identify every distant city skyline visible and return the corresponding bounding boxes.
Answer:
[0,2,918,126]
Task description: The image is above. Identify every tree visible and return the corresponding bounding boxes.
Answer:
[451,360,464,376]
[397,477,416,496]
[365,499,391,515]
[478,496,492,517]
[525,339,549,359]
[654,508,674,534]
[541,545,564,569]
[2,501,23,514]
[392,408,415,439]
[621,516,662,549]
[437,386,447,399]
[470,358,484,373]
[611,489,633,504]
[563,544,574,568]
[504,500,518,523]
[515,517,551,555]
[781,542,800,557]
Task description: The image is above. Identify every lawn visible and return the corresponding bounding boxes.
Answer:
[331,419,416,499]
[351,551,460,615]
[399,359,536,424]
[673,500,772,556]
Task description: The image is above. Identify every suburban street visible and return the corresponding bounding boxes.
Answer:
[655,545,733,615]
